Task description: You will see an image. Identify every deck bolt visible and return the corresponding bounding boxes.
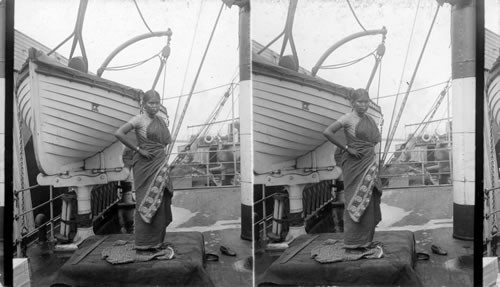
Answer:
[77,177,81,181]
[289,176,294,180]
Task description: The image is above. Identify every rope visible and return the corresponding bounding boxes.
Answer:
[377,81,449,100]
[383,0,421,157]
[345,0,367,32]
[167,2,225,161]
[163,83,233,100]
[376,57,382,105]
[319,48,377,69]
[151,35,172,90]
[132,0,153,33]
[170,81,238,167]
[216,92,240,135]
[385,81,450,165]
[161,54,168,106]
[431,103,448,135]
[382,3,440,163]
[104,53,159,71]
[172,0,204,134]
[14,95,29,240]
[485,77,499,250]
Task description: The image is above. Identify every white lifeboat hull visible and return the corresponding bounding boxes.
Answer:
[16,48,166,178]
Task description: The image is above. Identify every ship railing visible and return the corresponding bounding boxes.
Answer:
[303,181,335,222]
[381,145,453,189]
[254,185,279,241]
[13,184,60,256]
[169,147,241,189]
[254,181,337,241]
[91,181,121,223]
[14,181,122,256]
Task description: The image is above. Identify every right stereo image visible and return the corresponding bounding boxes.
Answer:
[252,0,484,286]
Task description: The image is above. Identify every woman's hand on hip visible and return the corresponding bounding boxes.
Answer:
[138,149,153,159]
[347,147,362,159]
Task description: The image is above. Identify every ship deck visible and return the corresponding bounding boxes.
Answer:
[24,186,253,287]
[20,185,473,286]
[255,185,473,286]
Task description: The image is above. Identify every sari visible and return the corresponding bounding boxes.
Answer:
[341,113,382,248]
[132,115,174,249]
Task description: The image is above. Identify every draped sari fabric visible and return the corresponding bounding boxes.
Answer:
[132,115,174,249]
[341,114,382,248]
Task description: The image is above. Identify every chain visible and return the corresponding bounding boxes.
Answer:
[485,82,498,238]
[14,94,28,233]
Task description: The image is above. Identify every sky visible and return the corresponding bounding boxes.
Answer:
[14,0,241,151]
[9,0,500,159]
[253,0,451,147]
[486,0,500,33]
[252,0,497,151]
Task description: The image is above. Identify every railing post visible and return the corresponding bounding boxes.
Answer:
[206,150,210,186]
[421,151,425,185]
[14,194,21,257]
[262,184,266,240]
[50,185,54,240]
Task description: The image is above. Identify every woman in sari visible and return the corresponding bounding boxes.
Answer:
[323,88,383,257]
[115,89,173,253]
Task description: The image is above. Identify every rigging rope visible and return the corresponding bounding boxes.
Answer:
[382,3,440,163]
[164,83,236,100]
[217,92,240,135]
[376,57,382,105]
[170,82,237,166]
[485,78,499,253]
[383,0,421,157]
[14,94,29,255]
[410,82,450,137]
[319,48,377,69]
[104,53,159,71]
[151,37,172,90]
[377,80,449,100]
[386,80,450,165]
[345,0,367,32]
[172,0,204,134]
[161,53,168,106]
[167,1,225,161]
[133,0,153,33]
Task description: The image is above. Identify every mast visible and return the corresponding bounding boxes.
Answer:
[235,0,252,241]
[443,0,476,240]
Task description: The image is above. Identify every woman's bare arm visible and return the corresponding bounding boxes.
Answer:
[115,123,152,159]
[323,121,345,149]
[323,121,361,159]
[115,123,136,150]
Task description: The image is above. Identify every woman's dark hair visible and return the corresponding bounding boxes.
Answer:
[144,89,161,103]
[350,88,370,103]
